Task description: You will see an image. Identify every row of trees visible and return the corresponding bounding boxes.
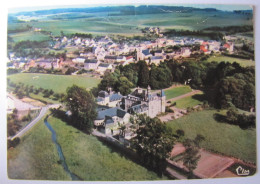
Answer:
[164,29,224,41]
[7,80,65,101]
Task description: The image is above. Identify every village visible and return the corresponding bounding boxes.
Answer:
[7,26,235,75]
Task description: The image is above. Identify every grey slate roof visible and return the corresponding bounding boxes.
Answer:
[105,55,117,60]
[96,107,127,120]
[142,49,150,56]
[129,104,148,114]
[98,91,109,98]
[151,56,163,60]
[109,93,123,102]
[98,63,111,67]
[85,59,98,63]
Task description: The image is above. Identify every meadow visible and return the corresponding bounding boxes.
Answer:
[206,55,255,67]
[167,109,256,163]
[8,115,163,180]
[164,86,192,100]
[7,73,101,93]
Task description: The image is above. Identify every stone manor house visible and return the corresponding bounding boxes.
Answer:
[94,86,166,135]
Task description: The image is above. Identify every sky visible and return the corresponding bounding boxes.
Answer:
[8,3,252,14]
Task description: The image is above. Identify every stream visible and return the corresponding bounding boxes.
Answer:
[44,119,80,181]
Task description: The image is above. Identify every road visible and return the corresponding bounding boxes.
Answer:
[10,106,49,140]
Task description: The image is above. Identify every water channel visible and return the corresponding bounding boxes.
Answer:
[44,117,80,181]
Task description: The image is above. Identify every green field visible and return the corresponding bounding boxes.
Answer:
[8,115,163,180]
[206,55,255,67]
[9,31,50,42]
[173,92,204,108]
[167,109,256,163]
[164,86,192,100]
[8,9,253,39]
[8,73,101,93]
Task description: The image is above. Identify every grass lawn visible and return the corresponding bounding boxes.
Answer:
[8,73,101,93]
[206,55,255,67]
[167,109,256,163]
[173,92,204,108]
[48,117,163,180]
[8,114,164,180]
[164,86,192,100]
[8,115,70,180]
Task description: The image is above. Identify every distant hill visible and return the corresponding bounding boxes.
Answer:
[13,5,219,16]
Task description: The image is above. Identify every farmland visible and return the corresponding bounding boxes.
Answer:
[206,55,255,67]
[8,115,163,180]
[8,31,50,42]
[8,8,253,40]
[7,73,101,93]
[166,109,256,163]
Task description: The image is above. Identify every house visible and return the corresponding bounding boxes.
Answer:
[35,60,57,69]
[94,107,130,134]
[84,59,100,70]
[136,48,152,61]
[124,86,166,118]
[93,46,105,56]
[96,90,123,107]
[96,63,113,74]
[72,57,86,63]
[150,56,164,65]
[223,42,234,53]
[126,56,134,63]
[104,55,117,63]
[154,49,164,57]
[180,47,191,57]
[200,45,211,54]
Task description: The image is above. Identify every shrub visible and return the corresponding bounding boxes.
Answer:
[8,137,20,149]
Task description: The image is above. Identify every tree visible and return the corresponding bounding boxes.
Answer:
[64,85,97,133]
[131,114,175,175]
[149,63,172,89]
[98,72,117,91]
[137,60,150,88]
[182,135,205,178]
[117,76,134,95]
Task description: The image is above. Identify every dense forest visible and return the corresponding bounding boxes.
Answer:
[96,60,255,111]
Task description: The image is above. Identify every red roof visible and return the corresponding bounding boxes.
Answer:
[200,45,208,52]
[223,43,230,48]
[126,56,133,60]
[202,41,208,45]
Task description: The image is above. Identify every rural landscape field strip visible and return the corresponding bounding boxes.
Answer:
[167,110,256,163]
[8,73,101,93]
[44,117,80,180]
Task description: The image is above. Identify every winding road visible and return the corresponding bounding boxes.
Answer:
[10,106,49,140]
